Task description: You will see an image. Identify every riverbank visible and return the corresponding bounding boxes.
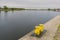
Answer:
[0,8,25,11]
[18,15,60,40]
[0,6,60,12]
[54,25,60,40]
[0,6,25,11]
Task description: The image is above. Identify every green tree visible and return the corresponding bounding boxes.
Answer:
[0,7,2,10]
[48,8,51,10]
[53,8,56,11]
[3,6,8,12]
[3,6,8,9]
[0,7,2,9]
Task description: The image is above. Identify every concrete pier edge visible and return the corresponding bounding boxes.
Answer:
[18,15,60,40]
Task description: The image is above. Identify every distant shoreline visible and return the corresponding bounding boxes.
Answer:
[0,6,60,12]
[0,8,25,11]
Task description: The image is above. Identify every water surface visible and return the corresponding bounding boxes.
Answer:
[0,10,60,40]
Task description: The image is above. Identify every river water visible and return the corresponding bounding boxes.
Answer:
[0,10,60,40]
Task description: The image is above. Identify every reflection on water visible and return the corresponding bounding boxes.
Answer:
[0,10,60,40]
[4,10,8,13]
[0,10,14,13]
[0,11,1,13]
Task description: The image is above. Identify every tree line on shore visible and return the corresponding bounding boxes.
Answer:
[47,8,60,11]
[0,6,60,12]
[0,6,25,11]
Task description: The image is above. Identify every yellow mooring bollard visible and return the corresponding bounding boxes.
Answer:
[34,24,44,36]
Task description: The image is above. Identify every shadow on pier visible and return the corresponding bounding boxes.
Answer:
[31,30,47,38]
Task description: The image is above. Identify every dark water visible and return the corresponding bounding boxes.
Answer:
[0,10,60,40]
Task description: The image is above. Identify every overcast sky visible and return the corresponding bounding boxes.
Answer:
[0,0,60,8]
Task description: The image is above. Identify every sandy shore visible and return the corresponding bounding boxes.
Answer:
[18,15,60,40]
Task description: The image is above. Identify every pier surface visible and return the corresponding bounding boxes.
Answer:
[18,15,60,40]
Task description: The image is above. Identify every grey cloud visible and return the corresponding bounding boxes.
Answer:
[0,0,60,8]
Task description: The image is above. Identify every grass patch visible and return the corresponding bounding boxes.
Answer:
[53,24,60,40]
[58,25,60,29]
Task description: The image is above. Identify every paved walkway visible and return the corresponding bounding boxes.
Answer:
[18,15,60,40]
